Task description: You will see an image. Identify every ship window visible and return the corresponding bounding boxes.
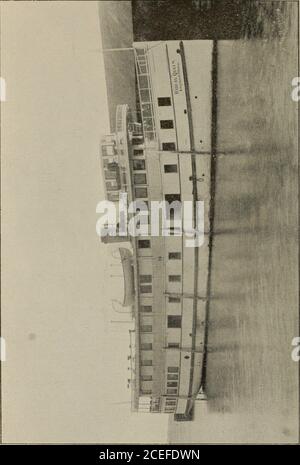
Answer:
[162,142,176,151]
[140,89,151,103]
[141,359,152,366]
[167,374,178,381]
[141,343,152,350]
[145,131,155,141]
[141,305,152,313]
[168,252,181,260]
[168,275,181,283]
[107,192,119,202]
[168,367,179,373]
[167,382,178,387]
[140,285,152,294]
[104,170,117,180]
[141,389,152,395]
[152,404,160,411]
[141,325,152,333]
[133,159,146,170]
[132,137,144,145]
[167,315,182,328]
[135,187,148,198]
[167,343,180,349]
[142,106,152,119]
[165,194,181,203]
[158,97,171,106]
[136,47,146,56]
[160,120,174,129]
[139,75,149,89]
[134,149,144,156]
[138,239,151,249]
[164,164,178,173]
[140,274,152,283]
[139,64,147,74]
[143,118,154,132]
[168,296,181,303]
[166,401,176,407]
[134,173,147,185]
[166,388,177,395]
[105,181,119,192]
[136,47,145,56]
[142,375,152,381]
[102,145,114,156]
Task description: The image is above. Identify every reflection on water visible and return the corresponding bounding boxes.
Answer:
[169,1,298,443]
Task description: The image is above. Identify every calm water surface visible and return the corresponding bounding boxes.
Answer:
[169,1,299,443]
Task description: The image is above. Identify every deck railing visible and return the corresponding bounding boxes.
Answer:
[134,46,157,144]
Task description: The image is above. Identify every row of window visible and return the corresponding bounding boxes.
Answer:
[140,390,177,398]
[141,368,179,378]
[134,187,182,202]
[132,166,179,191]
[139,272,181,281]
[140,349,181,368]
[140,316,182,333]
[141,340,181,352]
[133,143,176,154]
[139,275,181,295]
[132,159,146,190]
[133,160,178,175]
[140,275,181,290]
[139,367,179,397]
[139,296,181,314]
[138,242,181,263]
[138,88,173,126]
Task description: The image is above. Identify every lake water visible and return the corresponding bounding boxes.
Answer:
[169,1,299,443]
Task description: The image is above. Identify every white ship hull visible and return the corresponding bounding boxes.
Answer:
[135,40,214,419]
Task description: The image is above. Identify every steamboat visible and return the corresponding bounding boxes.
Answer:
[99,40,216,420]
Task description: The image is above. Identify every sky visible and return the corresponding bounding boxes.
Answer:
[1,0,168,443]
